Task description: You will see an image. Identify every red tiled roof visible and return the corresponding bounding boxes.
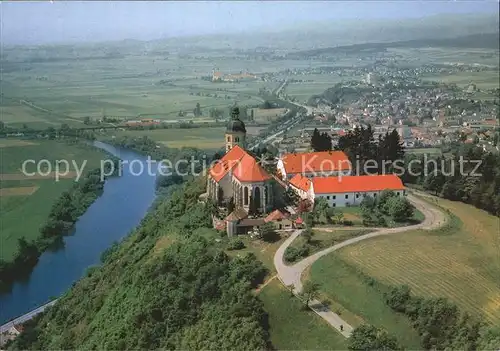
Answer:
[295,217,303,225]
[312,175,405,194]
[289,173,311,192]
[232,153,271,182]
[264,209,289,222]
[209,146,246,182]
[281,151,350,174]
[209,145,271,183]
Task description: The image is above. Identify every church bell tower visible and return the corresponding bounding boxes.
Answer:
[225,107,246,152]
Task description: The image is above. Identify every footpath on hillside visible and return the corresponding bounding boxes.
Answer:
[273,193,447,338]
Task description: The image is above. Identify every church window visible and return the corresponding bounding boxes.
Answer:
[235,137,239,142]
[244,187,249,205]
[227,136,230,142]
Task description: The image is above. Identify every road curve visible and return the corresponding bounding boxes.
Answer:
[273,193,447,337]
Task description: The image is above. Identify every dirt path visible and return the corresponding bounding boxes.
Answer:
[273,193,447,338]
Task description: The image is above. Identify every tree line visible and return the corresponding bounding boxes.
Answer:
[8,178,270,350]
[335,125,404,175]
[402,143,500,216]
[0,159,119,292]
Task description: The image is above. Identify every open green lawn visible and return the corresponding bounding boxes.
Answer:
[310,255,423,349]
[286,228,372,263]
[0,139,108,262]
[259,279,347,350]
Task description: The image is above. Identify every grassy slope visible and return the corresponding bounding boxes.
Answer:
[310,254,422,349]
[0,140,107,261]
[337,198,500,325]
[259,279,347,350]
[311,197,500,348]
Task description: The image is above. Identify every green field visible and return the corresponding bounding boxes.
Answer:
[0,139,107,261]
[1,54,301,129]
[103,127,227,150]
[285,74,362,102]
[311,196,500,340]
[421,70,500,90]
[259,279,347,350]
[310,255,423,349]
[287,228,372,262]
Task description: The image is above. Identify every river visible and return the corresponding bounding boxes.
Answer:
[0,142,158,324]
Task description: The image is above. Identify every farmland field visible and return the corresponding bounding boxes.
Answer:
[102,127,227,150]
[420,70,500,90]
[285,74,362,102]
[0,140,108,262]
[312,196,500,327]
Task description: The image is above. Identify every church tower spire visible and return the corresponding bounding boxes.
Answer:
[225,107,246,152]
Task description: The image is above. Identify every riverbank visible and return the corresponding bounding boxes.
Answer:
[0,142,160,324]
[0,140,120,292]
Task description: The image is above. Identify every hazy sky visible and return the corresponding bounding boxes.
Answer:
[1,1,498,45]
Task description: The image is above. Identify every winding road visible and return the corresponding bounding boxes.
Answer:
[273,193,447,337]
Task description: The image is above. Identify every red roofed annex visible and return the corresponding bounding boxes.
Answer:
[277,150,351,180]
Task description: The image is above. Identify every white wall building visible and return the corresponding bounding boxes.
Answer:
[289,174,406,208]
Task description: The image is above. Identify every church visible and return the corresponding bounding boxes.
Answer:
[206,107,407,235]
[206,107,275,214]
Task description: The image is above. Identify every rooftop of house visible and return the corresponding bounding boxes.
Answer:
[280,150,350,174]
[289,173,311,192]
[312,174,405,194]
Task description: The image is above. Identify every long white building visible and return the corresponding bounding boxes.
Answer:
[290,174,406,207]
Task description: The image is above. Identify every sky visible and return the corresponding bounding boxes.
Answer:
[1,1,498,45]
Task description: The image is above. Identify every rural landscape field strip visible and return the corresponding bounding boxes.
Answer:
[338,198,500,325]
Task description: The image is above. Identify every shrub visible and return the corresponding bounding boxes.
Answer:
[227,238,245,250]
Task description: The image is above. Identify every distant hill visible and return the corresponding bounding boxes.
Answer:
[286,33,500,59]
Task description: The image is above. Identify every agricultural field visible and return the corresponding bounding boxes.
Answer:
[0,51,317,129]
[285,73,362,102]
[0,139,108,262]
[312,196,500,329]
[102,127,227,150]
[388,47,500,67]
[420,70,500,90]
[258,279,347,350]
[249,107,288,123]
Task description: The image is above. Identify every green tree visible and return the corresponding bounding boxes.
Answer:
[348,324,401,350]
[387,196,414,222]
[302,280,320,306]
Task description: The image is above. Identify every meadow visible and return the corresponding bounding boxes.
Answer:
[0,140,108,262]
[285,74,362,103]
[0,52,318,130]
[420,70,500,90]
[258,279,347,350]
[310,196,500,337]
[102,127,227,150]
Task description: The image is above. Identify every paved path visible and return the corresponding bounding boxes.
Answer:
[273,193,447,338]
[0,300,57,333]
